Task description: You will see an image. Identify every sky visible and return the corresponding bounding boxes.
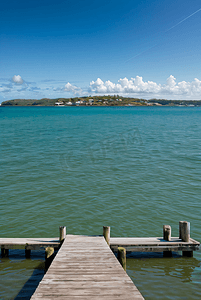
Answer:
[1,0,201,102]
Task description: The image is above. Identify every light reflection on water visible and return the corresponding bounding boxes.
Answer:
[0,106,200,299]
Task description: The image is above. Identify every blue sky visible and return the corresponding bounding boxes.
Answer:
[1,0,201,102]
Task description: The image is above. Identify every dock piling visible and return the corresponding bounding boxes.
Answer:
[45,247,54,270]
[179,221,193,256]
[163,225,171,241]
[117,247,126,271]
[1,247,9,258]
[179,221,190,242]
[103,226,110,245]
[163,225,172,257]
[59,226,66,243]
[25,247,31,258]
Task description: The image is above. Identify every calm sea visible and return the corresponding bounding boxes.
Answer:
[0,106,200,299]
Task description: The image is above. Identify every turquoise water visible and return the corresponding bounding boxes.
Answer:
[0,106,201,299]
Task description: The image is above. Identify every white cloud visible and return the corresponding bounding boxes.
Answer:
[166,75,176,88]
[64,82,78,92]
[89,75,201,98]
[2,75,201,102]
[55,82,83,95]
[12,75,24,85]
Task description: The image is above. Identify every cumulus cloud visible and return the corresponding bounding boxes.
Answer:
[2,75,201,102]
[12,75,24,85]
[55,82,83,95]
[89,75,201,98]
[89,76,162,94]
[64,82,78,92]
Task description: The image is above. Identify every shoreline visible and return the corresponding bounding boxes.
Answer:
[1,96,201,107]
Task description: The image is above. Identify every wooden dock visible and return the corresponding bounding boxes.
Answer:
[0,237,60,250]
[30,235,144,299]
[110,237,200,253]
[1,222,200,299]
[0,236,199,256]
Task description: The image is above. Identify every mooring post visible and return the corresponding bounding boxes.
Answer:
[179,221,190,242]
[59,226,66,243]
[45,247,54,270]
[118,247,126,271]
[163,225,171,241]
[1,247,9,258]
[103,226,110,245]
[179,221,193,257]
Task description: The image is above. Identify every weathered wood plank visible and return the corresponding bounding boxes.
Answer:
[32,289,142,295]
[0,238,60,250]
[39,281,135,287]
[1,236,199,253]
[110,237,200,245]
[31,296,144,300]
[110,237,200,252]
[42,275,133,281]
[32,289,142,296]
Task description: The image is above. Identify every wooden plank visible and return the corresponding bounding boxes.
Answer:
[110,237,200,252]
[110,237,200,245]
[0,238,60,250]
[0,238,60,244]
[42,275,134,281]
[32,290,142,296]
[39,280,135,286]
[31,235,144,300]
[31,296,144,300]
[0,236,199,251]
[110,245,199,252]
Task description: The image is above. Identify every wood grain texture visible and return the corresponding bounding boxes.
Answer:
[0,238,60,250]
[31,235,144,299]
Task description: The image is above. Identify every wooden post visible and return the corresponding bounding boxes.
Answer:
[59,226,66,243]
[163,225,172,257]
[163,225,171,241]
[45,247,54,270]
[118,247,126,271]
[179,221,193,257]
[1,247,9,258]
[103,226,110,245]
[179,221,190,242]
[25,247,31,258]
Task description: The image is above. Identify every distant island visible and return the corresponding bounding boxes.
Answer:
[1,96,201,107]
